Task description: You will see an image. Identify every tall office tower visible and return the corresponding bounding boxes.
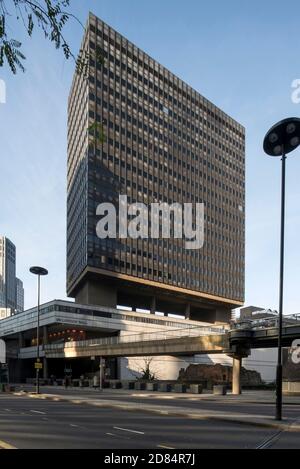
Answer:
[15,277,24,313]
[0,237,16,310]
[67,13,245,323]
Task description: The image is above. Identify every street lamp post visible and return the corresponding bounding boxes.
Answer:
[263,117,300,420]
[29,266,48,394]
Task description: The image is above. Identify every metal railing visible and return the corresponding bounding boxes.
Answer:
[231,313,300,331]
[18,345,44,358]
[45,323,226,352]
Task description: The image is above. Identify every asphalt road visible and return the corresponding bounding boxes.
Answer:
[0,394,300,449]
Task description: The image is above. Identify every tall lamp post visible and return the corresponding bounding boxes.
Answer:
[29,266,48,394]
[263,117,300,420]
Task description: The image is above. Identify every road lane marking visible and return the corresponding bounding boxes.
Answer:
[0,440,17,450]
[157,445,175,449]
[256,430,284,449]
[4,409,11,412]
[113,426,145,435]
[30,410,46,415]
[70,424,78,427]
[106,432,131,440]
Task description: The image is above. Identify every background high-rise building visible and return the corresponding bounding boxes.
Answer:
[67,13,245,323]
[0,236,24,313]
[15,277,24,313]
[0,236,16,310]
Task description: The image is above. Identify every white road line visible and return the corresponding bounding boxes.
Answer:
[157,445,175,449]
[30,410,46,415]
[256,430,284,449]
[4,409,11,412]
[0,440,17,450]
[105,432,129,441]
[113,426,145,435]
[70,424,78,427]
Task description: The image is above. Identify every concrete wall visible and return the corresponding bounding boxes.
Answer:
[119,349,277,383]
[243,348,276,383]
[195,350,277,383]
[119,355,200,381]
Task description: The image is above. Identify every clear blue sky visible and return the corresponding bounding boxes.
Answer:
[1,0,300,313]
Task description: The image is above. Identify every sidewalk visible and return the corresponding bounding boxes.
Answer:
[14,384,300,404]
[13,387,300,432]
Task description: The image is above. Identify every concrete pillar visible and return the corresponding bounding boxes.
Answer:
[215,308,231,325]
[150,297,156,314]
[75,280,117,308]
[185,303,191,320]
[43,326,48,345]
[43,326,48,379]
[43,357,48,379]
[18,332,24,348]
[232,356,242,395]
[116,357,122,379]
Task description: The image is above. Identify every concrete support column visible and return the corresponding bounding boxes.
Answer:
[232,356,242,395]
[150,297,156,314]
[43,326,48,345]
[185,303,191,320]
[43,357,48,380]
[75,280,117,308]
[18,332,24,348]
[116,357,122,380]
[43,326,48,379]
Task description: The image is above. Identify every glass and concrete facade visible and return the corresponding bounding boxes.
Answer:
[67,13,245,323]
[0,299,224,382]
[0,236,16,310]
[15,277,24,313]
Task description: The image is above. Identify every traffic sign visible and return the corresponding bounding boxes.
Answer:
[34,362,43,369]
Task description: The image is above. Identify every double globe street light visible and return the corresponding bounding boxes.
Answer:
[263,117,300,420]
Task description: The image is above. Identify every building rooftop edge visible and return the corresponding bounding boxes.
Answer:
[74,11,246,132]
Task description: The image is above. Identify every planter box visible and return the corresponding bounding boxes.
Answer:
[3,385,15,392]
[213,385,227,395]
[122,381,135,390]
[134,382,146,391]
[146,382,158,391]
[111,381,122,389]
[189,384,203,394]
[172,384,187,393]
[158,383,172,392]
